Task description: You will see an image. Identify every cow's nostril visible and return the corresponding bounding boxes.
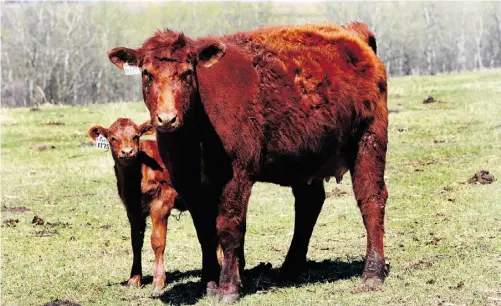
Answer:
[157,112,177,127]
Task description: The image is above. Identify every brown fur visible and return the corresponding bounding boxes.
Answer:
[108,22,388,301]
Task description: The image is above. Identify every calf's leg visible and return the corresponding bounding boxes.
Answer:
[150,197,171,294]
[216,171,252,303]
[127,214,146,287]
[280,180,325,278]
[351,130,388,286]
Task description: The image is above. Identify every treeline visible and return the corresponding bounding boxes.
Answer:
[1,1,500,107]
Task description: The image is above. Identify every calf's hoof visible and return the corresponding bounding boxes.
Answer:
[127,276,141,288]
[151,285,165,298]
[206,281,218,297]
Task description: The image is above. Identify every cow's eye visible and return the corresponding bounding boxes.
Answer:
[110,137,117,143]
[133,135,139,142]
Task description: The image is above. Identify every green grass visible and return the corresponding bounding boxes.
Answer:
[2,69,501,306]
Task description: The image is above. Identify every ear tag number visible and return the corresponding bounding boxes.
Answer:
[95,134,110,151]
[124,62,141,76]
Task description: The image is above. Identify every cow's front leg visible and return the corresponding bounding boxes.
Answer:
[216,171,253,303]
[127,214,146,287]
[189,194,220,296]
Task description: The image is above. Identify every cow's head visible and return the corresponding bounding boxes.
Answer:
[88,118,154,165]
[108,30,226,132]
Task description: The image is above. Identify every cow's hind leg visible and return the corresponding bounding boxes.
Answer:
[351,130,388,287]
[280,180,325,278]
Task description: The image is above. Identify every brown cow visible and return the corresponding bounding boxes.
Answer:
[88,118,224,295]
[108,22,388,303]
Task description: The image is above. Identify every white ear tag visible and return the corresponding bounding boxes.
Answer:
[95,134,110,151]
[124,62,141,76]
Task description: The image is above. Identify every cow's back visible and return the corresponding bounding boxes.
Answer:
[197,23,387,185]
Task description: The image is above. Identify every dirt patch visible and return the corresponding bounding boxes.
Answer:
[38,144,56,151]
[79,141,95,147]
[2,205,30,213]
[325,187,348,198]
[467,170,495,184]
[46,221,71,228]
[449,281,464,290]
[29,107,41,111]
[410,259,436,270]
[32,216,71,228]
[423,95,448,104]
[100,224,112,229]
[349,284,381,293]
[32,215,45,225]
[423,96,437,104]
[42,299,81,306]
[426,237,442,246]
[2,218,19,227]
[388,109,401,114]
[406,160,438,167]
[42,121,65,126]
[433,139,447,144]
[34,229,58,237]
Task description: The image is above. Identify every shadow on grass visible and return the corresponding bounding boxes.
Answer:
[157,259,364,305]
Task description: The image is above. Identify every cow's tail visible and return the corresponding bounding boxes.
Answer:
[344,22,377,54]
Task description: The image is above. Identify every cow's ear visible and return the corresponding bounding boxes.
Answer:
[139,121,155,136]
[108,47,139,70]
[196,42,226,68]
[88,125,108,140]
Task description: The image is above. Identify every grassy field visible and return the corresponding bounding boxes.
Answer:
[1,70,501,306]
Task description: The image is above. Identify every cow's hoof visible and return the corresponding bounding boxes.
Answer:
[127,276,141,288]
[279,257,305,280]
[206,281,218,297]
[362,275,384,288]
[151,285,164,297]
[218,292,240,304]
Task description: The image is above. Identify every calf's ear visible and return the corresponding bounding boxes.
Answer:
[196,42,226,68]
[88,125,108,140]
[139,121,155,136]
[108,47,139,70]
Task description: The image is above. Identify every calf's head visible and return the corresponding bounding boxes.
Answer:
[88,118,154,165]
[108,30,226,132]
